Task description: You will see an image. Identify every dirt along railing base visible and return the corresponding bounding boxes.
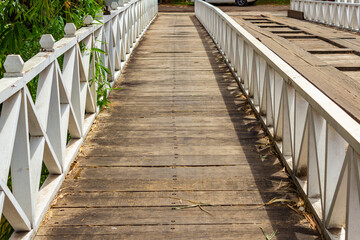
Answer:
[195,1,360,239]
[0,0,157,239]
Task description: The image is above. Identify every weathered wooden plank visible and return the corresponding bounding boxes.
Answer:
[86,130,263,139]
[43,206,302,226]
[81,145,259,157]
[60,176,290,192]
[73,166,285,180]
[35,224,318,239]
[77,155,272,167]
[94,115,256,124]
[82,136,261,146]
[313,53,360,68]
[287,38,341,50]
[52,190,296,207]
[287,9,304,20]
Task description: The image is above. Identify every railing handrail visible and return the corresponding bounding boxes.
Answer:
[195,0,360,239]
[296,0,360,6]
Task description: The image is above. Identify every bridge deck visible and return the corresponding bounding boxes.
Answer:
[35,13,318,239]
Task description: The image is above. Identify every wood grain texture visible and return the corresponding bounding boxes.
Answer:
[35,13,319,239]
[232,14,360,124]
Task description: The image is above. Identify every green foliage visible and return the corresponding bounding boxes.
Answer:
[260,227,278,240]
[40,163,49,188]
[165,0,194,6]
[0,218,13,240]
[89,46,122,110]
[0,0,104,78]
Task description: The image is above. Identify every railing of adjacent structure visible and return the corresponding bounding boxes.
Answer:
[291,0,360,31]
[195,0,360,239]
[0,0,157,238]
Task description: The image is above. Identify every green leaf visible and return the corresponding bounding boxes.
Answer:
[91,47,107,54]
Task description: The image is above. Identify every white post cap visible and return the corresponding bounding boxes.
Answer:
[4,55,24,77]
[111,2,119,9]
[118,0,124,7]
[64,23,77,37]
[83,15,94,25]
[40,34,55,52]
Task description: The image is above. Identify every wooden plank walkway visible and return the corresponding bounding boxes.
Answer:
[35,13,319,239]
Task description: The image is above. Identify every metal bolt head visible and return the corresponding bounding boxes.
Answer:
[118,0,124,7]
[40,34,55,51]
[111,2,118,9]
[4,55,24,73]
[64,23,77,36]
[83,15,94,25]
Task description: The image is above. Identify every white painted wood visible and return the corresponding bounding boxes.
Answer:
[291,0,360,31]
[11,90,33,225]
[0,0,158,238]
[346,151,360,240]
[0,180,31,231]
[0,191,4,218]
[195,1,360,238]
[0,92,22,183]
[25,88,62,175]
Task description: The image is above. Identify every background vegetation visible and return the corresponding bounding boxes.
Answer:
[0,0,104,78]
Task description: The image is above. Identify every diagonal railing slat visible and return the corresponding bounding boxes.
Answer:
[195,1,360,239]
[291,0,360,32]
[0,0,157,239]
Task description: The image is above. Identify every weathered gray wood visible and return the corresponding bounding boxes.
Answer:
[70,166,286,180]
[52,191,296,207]
[35,13,318,239]
[77,155,269,167]
[36,225,318,239]
[287,9,304,20]
[43,206,302,226]
[233,14,360,123]
[60,176,290,192]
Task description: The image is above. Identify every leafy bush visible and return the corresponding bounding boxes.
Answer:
[0,0,104,78]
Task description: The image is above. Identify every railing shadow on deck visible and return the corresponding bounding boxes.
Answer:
[189,15,319,239]
[195,1,360,239]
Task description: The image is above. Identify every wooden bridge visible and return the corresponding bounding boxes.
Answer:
[34,13,318,239]
[2,1,360,240]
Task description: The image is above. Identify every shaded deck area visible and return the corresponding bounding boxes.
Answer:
[35,13,319,239]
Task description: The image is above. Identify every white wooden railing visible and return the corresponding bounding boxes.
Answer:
[0,0,157,238]
[291,0,360,31]
[337,0,360,3]
[195,0,360,239]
